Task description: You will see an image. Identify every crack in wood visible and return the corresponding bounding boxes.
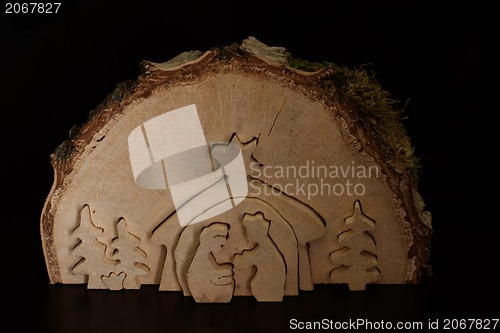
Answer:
[268,97,287,136]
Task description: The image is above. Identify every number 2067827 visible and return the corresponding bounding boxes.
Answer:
[5,3,61,14]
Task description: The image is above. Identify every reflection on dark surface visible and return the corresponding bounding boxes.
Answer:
[24,277,498,333]
[28,283,440,333]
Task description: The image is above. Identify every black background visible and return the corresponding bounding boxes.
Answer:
[1,1,498,332]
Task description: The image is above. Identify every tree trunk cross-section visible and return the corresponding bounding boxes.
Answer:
[41,37,432,302]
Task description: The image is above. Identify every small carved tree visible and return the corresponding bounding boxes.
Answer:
[72,205,116,289]
[110,218,149,289]
[330,200,380,290]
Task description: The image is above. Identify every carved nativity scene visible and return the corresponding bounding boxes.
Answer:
[41,37,432,302]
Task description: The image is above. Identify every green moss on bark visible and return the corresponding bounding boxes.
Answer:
[328,65,421,184]
[285,54,420,183]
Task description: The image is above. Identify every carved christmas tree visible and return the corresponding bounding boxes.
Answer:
[41,37,432,301]
[109,218,149,290]
[72,205,116,289]
[330,200,380,290]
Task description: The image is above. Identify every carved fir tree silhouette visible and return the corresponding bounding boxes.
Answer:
[72,205,116,289]
[110,218,148,289]
[330,200,380,290]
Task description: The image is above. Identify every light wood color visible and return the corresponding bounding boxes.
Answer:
[186,223,234,303]
[233,212,286,302]
[72,205,117,289]
[41,37,432,301]
[111,218,149,290]
[330,200,380,291]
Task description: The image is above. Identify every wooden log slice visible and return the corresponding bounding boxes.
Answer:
[41,37,432,300]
